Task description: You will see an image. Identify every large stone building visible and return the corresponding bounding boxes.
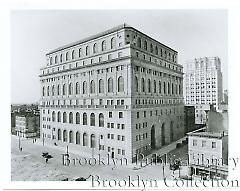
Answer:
[184,57,223,124]
[39,24,185,162]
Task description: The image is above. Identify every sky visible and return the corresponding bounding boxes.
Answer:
[11,10,228,104]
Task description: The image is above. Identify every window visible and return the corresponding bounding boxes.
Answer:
[93,43,98,53]
[141,78,145,92]
[66,52,69,61]
[63,112,67,123]
[86,46,90,56]
[68,83,73,95]
[90,134,96,148]
[155,46,158,55]
[60,54,63,62]
[119,112,123,118]
[75,82,80,94]
[150,44,153,53]
[52,85,55,96]
[202,140,206,147]
[101,40,106,51]
[90,113,95,126]
[99,79,104,93]
[69,112,73,123]
[76,112,80,124]
[63,130,67,142]
[57,111,61,122]
[153,80,156,93]
[212,142,216,148]
[57,85,60,96]
[52,111,55,122]
[54,55,58,64]
[109,112,112,118]
[42,87,45,97]
[90,80,95,94]
[71,50,75,59]
[193,139,197,146]
[83,81,87,94]
[148,79,151,93]
[144,40,147,50]
[111,37,116,49]
[137,112,139,118]
[163,82,166,95]
[99,113,104,127]
[117,76,124,92]
[137,38,141,48]
[47,86,50,96]
[76,132,80,144]
[63,84,66,95]
[107,78,113,92]
[135,76,138,92]
[83,133,88,146]
[78,48,82,57]
[83,113,87,125]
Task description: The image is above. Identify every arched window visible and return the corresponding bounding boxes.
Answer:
[66,52,69,61]
[42,87,45,97]
[141,78,145,92]
[52,111,55,122]
[57,111,61,122]
[101,40,106,51]
[75,82,80,94]
[76,112,80,124]
[47,86,50,96]
[153,80,156,93]
[60,54,63,62]
[63,112,67,123]
[55,55,58,64]
[69,112,73,123]
[90,113,95,126]
[83,133,88,146]
[83,113,87,125]
[118,76,124,92]
[107,78,113,93]
[137,38,141,48]
[63,130,67,142]
[111,37,116,49]
[144,40,147,50]
[83,81,87,94]
[86,46,90,56]
[163,82,166,94]
[72,50,75,59]
[68,83,73,95]
[62,84,66,95]
[93,43,97,54]
[49,57,52,65]
[69,131,73,143]
[179,84,181,95]
[99,113,104,127]
[155,46,158,55]
[172,83,174,95]
[57,85,60,96]
[148,79,151,93]
[57,129,61,140]
[98,79,104,93]
[52,85,55,96]
[90,80,95,94]
[90,134,96,148]
[78,48,82,57]
[168,82,170,95]
[76,132,80,145]
[135,76,138,92]
[159,81,162,94]
[150,44,153,53]
[175,84,178,95]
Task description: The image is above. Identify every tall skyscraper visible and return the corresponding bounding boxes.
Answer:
[39,24,185,162]
[184,57,223,124]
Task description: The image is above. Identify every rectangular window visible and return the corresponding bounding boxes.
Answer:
[121,124,125,129]
[122,150,125,155]
[107,134,110,139]
[193,139,197,146]
[117,124,120,129]
[111,134,114,139]
[202,140,206,147]
[111,123,114,128]
[118,135,121,140]
[122,136,125,141]
[109,112,112,118]
[121,100,124,105]
[212,142,216,148]
[137,112,139,118]
[108,147,111,152]
[118,149,121,154]
[119,112,123,118]
[107,123,110,128]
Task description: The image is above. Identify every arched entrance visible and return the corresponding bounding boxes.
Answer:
[170,121,174,142]
[151,125,156,149]
[161,123,165,146]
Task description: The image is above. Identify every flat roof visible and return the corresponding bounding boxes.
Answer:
[187,131,227,139]
[46,23,178,55]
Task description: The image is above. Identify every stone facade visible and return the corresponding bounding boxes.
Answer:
[39,24,185,162]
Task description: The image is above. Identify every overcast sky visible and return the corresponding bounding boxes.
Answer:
[11,10,228,104]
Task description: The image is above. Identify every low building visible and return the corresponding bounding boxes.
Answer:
[184,106,195,133]
[188,131,228,179]
[15,113,40,138]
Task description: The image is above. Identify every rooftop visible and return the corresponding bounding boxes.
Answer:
[46,23,177,55]
[187,131,227,139]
